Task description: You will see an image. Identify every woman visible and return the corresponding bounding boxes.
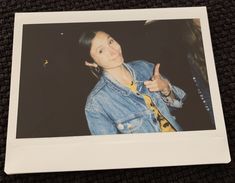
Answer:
[79,30,186,135]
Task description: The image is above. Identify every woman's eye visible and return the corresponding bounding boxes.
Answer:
[99,50,103,54]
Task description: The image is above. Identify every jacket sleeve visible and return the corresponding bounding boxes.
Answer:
[85,109,118,135]
[161,84,187,108]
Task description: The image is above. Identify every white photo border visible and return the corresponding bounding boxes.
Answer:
[5,7,231,174]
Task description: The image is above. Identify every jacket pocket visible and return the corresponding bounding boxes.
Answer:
[115,110,150,134]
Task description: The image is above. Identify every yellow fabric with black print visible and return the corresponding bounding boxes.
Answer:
[127,81,176,132]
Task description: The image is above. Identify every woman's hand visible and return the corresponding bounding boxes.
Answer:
[144,64,171,96]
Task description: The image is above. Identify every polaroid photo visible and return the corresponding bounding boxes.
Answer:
[5,7,231,174]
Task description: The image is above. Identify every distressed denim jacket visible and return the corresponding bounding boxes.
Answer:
[85,60,186,135]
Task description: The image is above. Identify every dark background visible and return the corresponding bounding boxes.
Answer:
[17,19,215,138]
[0,0,234,182]
[17,21,151,137]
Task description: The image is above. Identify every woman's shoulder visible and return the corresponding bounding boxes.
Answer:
[127,60,154,70]
[127,60,154,77]
[85,77,108,111]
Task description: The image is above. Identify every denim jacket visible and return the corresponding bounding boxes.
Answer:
[85,60,186,135]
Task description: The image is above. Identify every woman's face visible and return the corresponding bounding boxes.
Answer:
[90,31,124,69]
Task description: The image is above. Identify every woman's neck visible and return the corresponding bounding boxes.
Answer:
[104,64,133,85]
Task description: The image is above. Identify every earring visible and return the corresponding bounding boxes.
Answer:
[95,66,100,73]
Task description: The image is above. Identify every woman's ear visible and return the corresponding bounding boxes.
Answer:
[85,61,98,68]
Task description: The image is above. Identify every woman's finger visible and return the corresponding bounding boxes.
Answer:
[145,82,158,88]
[144,80,155,85]
[154,63,161,77]
[148,86,160,92]
[146,83,159,90]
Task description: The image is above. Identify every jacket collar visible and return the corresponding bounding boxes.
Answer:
[102,63,136,96]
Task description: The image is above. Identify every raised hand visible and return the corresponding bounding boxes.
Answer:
[144,63,171,95]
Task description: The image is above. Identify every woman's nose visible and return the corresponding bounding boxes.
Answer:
[108,45,118,55]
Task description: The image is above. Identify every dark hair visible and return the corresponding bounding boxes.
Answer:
[78,30,98,62]
[78,30,102,79]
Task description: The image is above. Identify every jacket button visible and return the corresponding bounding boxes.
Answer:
[117,124,124,130]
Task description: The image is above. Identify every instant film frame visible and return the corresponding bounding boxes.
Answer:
[5,7,230,174]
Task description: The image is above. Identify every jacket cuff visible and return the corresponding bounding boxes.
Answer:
[161,84,186,108]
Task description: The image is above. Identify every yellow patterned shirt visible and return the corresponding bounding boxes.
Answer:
[127,81,176,132]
